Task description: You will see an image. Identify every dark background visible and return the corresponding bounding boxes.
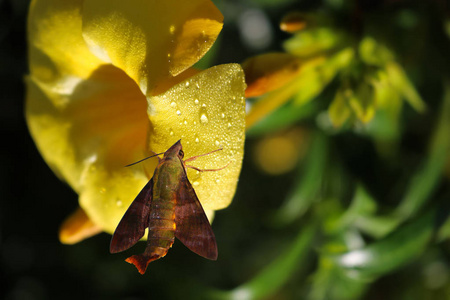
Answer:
[2,0,450,299]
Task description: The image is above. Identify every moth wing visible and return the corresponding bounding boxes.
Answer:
[174,175,218,260]
[110,178,153,253]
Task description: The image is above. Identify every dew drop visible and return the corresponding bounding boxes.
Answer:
[201,103,207,108]
[184,119,188,125]
[176,110,181,116]
[215,140,220,146]
[169,130,174,136]
[193,181,200,187]
[221,113,225,119]
[227,122,232,128]
[116,199,123,207]
[215,179,220,184]
[195,83,200,89]
[185,81,190,87]
[170,102,177,108]
[194,99,199,105]
[200,114,209,124]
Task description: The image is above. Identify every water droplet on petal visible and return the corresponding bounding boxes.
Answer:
[193,181,200,187]
[185,82,190,87]
[170,130,174,136]
[194,99,199,105]
[200,114,209,124]
[221,113,225,119]
[228,122,232,128]
[176,110,181,116]
[215,140,220,146]
[116,199,123,207]
[171,102,177,108]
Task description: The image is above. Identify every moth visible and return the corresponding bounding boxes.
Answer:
[110,140,226,274]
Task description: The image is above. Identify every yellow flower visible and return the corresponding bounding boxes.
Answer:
[26,0,246,243]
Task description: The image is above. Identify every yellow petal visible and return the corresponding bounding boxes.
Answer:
[79,162,152,234]
[242,53,302,98]
[245,56,326,129]
[27,63,149,188]
[147,64,246,211]
[59,207,102,244]
[82,0,223,95]
[28,0,104,101]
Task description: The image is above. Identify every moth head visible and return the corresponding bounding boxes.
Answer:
[164,139,183,159]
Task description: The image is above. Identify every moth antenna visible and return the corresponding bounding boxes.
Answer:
[184,147,223,163]
[186,161,231,172]
[125,152,164,167]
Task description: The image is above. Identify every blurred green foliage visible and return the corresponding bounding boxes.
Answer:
[3,0,450,299]
[218,0,450,299]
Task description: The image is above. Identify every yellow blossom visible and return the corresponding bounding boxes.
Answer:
[26,0,246,243]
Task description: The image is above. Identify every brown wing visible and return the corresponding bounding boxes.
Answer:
[174,175,218,260]
[110,178,153,253]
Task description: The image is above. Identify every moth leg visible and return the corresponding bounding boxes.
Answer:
[186,161,231,172]
[184,148,223,163]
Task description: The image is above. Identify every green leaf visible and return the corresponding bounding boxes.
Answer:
[271,133,329,226]
[358,37,394,67]
[207,223,316,300]
[395,83,450,219]
[246,100,318,137]
[386,62,426,113]
[348,83,375,124]
[338,185,377,229]
[437,212,450,242]
[331,209,435,280]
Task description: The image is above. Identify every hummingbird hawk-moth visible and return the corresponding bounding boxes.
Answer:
[110,140,225,274]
